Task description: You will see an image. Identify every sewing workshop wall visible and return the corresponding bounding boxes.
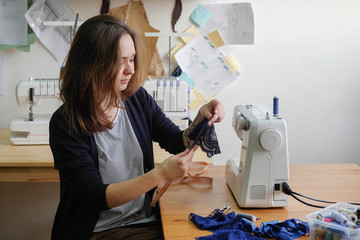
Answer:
[0,0,360,166]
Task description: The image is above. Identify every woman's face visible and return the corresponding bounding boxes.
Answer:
[116,33,136,91]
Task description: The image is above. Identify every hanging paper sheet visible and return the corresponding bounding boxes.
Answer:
[175,35,237,99]
[0,0,28,45]
[199,3,254,45]
[25,0,77,62]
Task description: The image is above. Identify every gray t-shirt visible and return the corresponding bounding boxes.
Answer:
[93,108,157,232]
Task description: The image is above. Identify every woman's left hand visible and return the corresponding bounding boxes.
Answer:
[182,99,225,149]
[197,99,225,125]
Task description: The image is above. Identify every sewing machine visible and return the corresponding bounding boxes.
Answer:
[10,78,60,145]
[225,102,289,208]
[143,77,189,129]
[10,77,189,145]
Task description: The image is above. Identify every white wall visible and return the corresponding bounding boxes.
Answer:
[1,0,360,165]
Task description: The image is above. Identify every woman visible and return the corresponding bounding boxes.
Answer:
[49,14,225,240]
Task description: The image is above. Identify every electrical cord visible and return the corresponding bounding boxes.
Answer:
[282,182,360,208]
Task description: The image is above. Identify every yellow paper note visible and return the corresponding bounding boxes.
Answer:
[224,54,241,73]
[180,25,200,44]
[170,43,184,64]
[188,88,206,110]
[208,30,225,48]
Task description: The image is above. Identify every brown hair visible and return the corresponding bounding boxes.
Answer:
[59,15,145,135]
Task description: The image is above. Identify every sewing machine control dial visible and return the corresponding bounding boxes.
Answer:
[259,128,282,151]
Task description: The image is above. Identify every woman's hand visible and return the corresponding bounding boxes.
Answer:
[197,99,225,125]
[156,149,195,182]
[183,99,225,148]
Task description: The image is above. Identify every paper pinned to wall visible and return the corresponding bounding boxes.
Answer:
[190,4,212,27]
[175,35,237,99]
[188,88,206,110]
[179,72,195,88]
[25,0,76,62]
[180,25,199,44]
[0,0,28,45]
[0,52,5,96]
[199,2,254,45]
[0,33,37,52]
[207,30,225,48]
[224,54,241,73]
[171,43,184,64]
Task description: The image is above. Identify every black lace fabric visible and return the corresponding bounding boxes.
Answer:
[188,118,221,158]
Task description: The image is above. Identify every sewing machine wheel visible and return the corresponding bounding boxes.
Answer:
[259,128,282,151]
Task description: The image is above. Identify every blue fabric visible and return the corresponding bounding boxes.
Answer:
[196,230,265,240]
[189,211,309,240]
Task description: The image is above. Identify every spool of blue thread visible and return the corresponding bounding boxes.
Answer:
[236,212,257,222]
[260,220,281,228]
[273,96,279,117]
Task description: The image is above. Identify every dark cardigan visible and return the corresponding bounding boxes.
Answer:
[49,87,185,240]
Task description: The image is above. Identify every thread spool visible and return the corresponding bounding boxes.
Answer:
[324,231,333,240]
[241,217,257,228]
[345,221,358,229]
[338,207,355,215]
[236,212,257,222]
[347,214,358,223]
[273,96,279,117]
[259,220,281,228]
[323,217,334,222]
[317,225,326,239]
[330,211,348,225]
[207,208,221,218]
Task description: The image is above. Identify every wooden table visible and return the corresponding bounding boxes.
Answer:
[0,128,59,182]
[2,128,360,239]
[159,163,360,239]
[0,128,210,182]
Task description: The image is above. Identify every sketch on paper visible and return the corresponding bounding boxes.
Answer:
[175,35,237,99]
[25,0,76,62]
[199,3,254,45]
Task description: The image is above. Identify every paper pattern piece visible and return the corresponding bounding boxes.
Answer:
[199,3,254,45]
[207,30,224,48]
[111,0,164,79]
[175,35,236,99]
[190,4,212,27]
[25,0,76,62]
[0,0,28,45]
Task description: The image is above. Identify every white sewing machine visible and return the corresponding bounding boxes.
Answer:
[10,78,60,145]
[143,77,189,130]
[225,103,289,208]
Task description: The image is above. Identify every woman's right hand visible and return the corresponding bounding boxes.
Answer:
[156,149,195,182]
